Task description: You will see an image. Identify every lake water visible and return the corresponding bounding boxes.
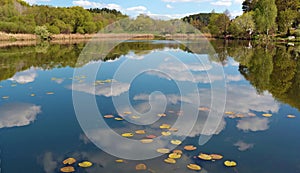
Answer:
[0,40,299,173]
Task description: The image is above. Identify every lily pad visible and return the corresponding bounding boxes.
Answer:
[114,117,123,121]
[115,159,124,163]
[146,135,157,139]
[46,92,54,95]
[161,131,171,136]
[210,154,223,160]
[121,133,134,137]
[198,107,209,111]
[164,158,176,164]
[287,115,296,118]
[160,124,171,129]
[78,161,93,168]
[2,96,9,99]
[30,94,35,97]
[224,160,237,167]
[184,145,197,151]
[170,139,182,145]
[104,115,114,118]
[140,139,153,143]
[63,158,76,165]
[135,130,146,134]
[135,163,147,170]
[60,166,75,172]
[262,113,272,117]
[168,153,181,159]
[131,115,141,119]
[157,113,167,117]
[123,111,132,114]
[156,148,170,154]
[225,111,235,115]
[187,164,201,171]
[172,150,183,154]
[198,153,212,160]
[169,128,178,132]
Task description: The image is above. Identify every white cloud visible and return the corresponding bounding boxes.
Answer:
[226,74,244,82]
[234,140,254,151]
[166,4,173,9]
[162,0,210,2]
[9,68,37,84]
[41,152,57,173]
[70,81,130,97]
[72,0,122,11]
[230,10,243,18]
[126,6,147,13]
[211,0,232,6]
[234,0,244,4]
[0,103,42,128]
[237,117,269,132]
[23,0,50,4]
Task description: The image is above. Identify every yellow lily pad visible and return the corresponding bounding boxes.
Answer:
[160,124,171,129]
[187,164,201,171]
[123,111,132,114]
[115,159,124,163]
[210,154,223,160]
[78,161,93,168]
[198,153,212,160]
[30,94,35,97]
[2,96,9,99]
[287,115,296,118]
[60,166,75,172]
[131,115,141,119]
[164,158,176,164]
[170,139,182,145]
[140,139,153,143]
[224,160,237,167]
[225,111,235,115]
[156,148,170,154]
[121,133,134,137]
[169,128,178,132]
[198,107,209,111]
[63,158,76,165]
[135,163,147,170]
[114,117,123,121]
[161,131,171,136]
[104,115,114,118]
[135,130,146,134]
[168,153,181,159]
[262,113,272,117]
[172,150,183,154]
[157,113,167,117]
[46,92,54,95]
[184,145,197,151]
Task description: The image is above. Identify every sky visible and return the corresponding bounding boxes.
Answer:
[23,0,244,19]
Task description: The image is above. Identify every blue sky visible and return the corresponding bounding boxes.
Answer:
[24,0,244,19]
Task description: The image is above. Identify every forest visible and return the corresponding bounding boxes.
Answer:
[0,0,300,39]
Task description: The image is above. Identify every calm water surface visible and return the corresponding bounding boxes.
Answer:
[0,40,300,173]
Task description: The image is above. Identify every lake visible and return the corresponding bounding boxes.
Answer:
[0,39,299,173]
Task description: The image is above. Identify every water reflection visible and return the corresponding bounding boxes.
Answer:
[0,103,41,128]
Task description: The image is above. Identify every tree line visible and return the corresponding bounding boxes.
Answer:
[183,0,300,39]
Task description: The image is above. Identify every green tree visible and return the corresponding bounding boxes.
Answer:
[229,12,255,38]
[35,25,50,40]
[254,0,277,35]
[208,12,230,37]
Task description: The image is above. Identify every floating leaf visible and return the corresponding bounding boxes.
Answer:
[187,164,201,171]
[160,124,171,129]
[114,117,123,121]
[135,163,147,171]
[224,160,237,167]
[169,128,178,132]
[2,96,9,99]
[172,150,183,154]
[164,158,176,164]
[135,130,146,134]
[225,111,235,115]
[30,94,35,97]
[287,115,296,118]
[161,131,171,136]
[121,133,134,137]
[156,148,170,154]
[60,166,75,172]
[198,153,212,160]
[184,145,197,151]
[168,153,181,159]
[46,92,54,95]
[198,107,209,111]
[170,140,182,145]
[115,159,124,163]
[104,115,114,118]
[262,113,272,117]
[63,158,76,165]
[78,161,93,168]
[131,115,140,119]
[123,111,132,114]
[157,113,166,117]
[140,139,153,144]
[146,135,157,139]
[210,154,223,160]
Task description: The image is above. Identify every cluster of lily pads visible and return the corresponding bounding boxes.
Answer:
[60,157,93,172]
